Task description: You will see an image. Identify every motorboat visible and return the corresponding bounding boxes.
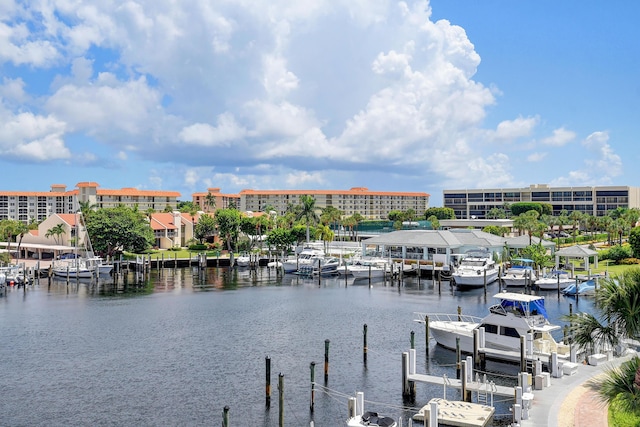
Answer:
[297,257,341,276]
[1,265,27,285]
[282,247,325,273]
[452,250,499,288]
[348,259,390,280]
[535,270,574,290]
[235,254,250,267]
[52,259,95,278]
[501,258,537,287]
[421,292,570,359]
[346,392,397,427]
[85,256,113,275]
[562,279,596,296]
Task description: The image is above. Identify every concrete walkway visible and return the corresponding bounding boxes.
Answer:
[520,356,633,427]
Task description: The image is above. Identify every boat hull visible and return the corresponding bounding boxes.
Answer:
[453,270,499,287]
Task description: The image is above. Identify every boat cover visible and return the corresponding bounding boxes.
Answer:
[500,298,548,319]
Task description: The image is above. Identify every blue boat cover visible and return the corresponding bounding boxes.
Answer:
[500,298,548,319]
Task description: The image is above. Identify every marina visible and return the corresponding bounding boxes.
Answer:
[0,263,632,426]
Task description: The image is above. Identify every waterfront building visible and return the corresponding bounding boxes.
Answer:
[0,183,181,223]
[234,187,430,220]
[443,184,640,219]
[192,188,241,213]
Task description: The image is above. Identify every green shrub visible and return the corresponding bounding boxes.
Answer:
[604,245,633,264]
[188,244,207,251]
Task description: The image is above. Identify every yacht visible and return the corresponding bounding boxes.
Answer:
[451,250,498,288]
[501,258,537,287]
[282,247,325,273]
[536,270,574,290]
[420,292,570,359]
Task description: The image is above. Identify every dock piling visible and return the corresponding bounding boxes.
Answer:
[363,324,368,365]
[265,356,271,408]
[310,362,315,411]
[324,339,330,383]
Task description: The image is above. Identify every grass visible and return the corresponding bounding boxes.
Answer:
[609,396,640,427]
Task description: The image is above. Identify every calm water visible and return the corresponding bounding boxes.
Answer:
[0,267,595,426]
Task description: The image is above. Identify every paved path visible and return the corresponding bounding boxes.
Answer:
[520,357,632,427]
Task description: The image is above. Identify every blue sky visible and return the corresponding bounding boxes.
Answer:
[1,1,637,207]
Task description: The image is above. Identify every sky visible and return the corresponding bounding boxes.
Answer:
[1,1,638,207]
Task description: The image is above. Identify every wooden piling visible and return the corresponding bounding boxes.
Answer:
[483,269,487,296]
[425,316,430,356]
[278,373,284,427]
[363,324,368,364]
[520,336,526,372]
[457,305,462,322]
[265,356,271,408]
[223,406,229,427]
[410,330,415,350]
[310,362,315,412]
[456,337,461,379]
[461,359,469,402]
[324,339,330,383]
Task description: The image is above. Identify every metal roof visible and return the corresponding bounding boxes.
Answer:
[554,245,598,257]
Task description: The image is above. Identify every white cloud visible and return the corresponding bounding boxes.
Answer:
[262,54,300,99]
[285,171,326,187]
[541,127,576,146]
[527,152,547,162]
[490,116,538,141]
[0,111,70,161]
[179,113,247,147]
[582,131,622,177]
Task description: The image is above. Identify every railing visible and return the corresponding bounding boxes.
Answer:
[414,312,483,325]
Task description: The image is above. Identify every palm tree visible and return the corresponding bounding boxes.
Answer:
[427,215,440,230]
[295,195,319,243]
[599,215,614,245]
[45,224,66,245]
[321,206,343,240]
[487,207,504,219]
[569,211,583,244]
[567,268,640,412]
[205,191,217,213]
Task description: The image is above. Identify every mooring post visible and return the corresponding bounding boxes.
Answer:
[457,305,462,322]
[410,330,415,350]
[363,324,368,365]
[483,270,487,296]
[222,405,229,427]
[310,362,315,412]
[461,359,468,402]
[473,328,479,369]
[557,271,561,297]
[265,356,271,408]
[425,315,430,356]
[520,335,526,373]
[456,337,461,379]
[278,373,284,427]
[324,339,330,383]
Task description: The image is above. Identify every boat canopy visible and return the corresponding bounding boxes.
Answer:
[498,297,548,319]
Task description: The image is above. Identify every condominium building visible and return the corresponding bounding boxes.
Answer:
[443,184,640,219]
[236,187,430,219]
[192,188,241,213]
[0,183,181,223]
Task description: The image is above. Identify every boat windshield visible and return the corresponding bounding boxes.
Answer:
[499,298,548,319]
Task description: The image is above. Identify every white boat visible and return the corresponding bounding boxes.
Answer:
[452,250,499,288]
[349,259,390,279]
[562,279,597,296]
[235,254,250,267]
[501,258,537,287]
[282,247,325,273]
[346,392,397,427]
[1,265,27,285]
[422,292,570,359]
[297,257,341,275]
[52,259,95,278]
[535,270,574,290]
